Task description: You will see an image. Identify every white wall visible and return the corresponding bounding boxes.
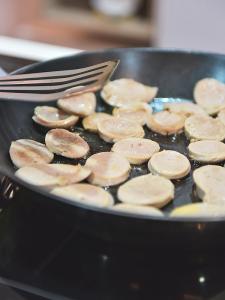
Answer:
[153,0,225,53]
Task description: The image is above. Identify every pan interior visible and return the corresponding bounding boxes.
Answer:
[1,48,225,215]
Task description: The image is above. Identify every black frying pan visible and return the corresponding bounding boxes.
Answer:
[1,48,225,248]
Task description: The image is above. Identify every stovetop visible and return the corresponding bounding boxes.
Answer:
[0,177,224,300]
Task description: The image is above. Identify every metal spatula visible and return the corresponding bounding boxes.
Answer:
[0,60,119,102]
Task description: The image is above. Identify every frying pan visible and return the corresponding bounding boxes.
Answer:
[1,48,225,248]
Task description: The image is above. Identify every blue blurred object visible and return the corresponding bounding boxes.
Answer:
[150,97,191,112]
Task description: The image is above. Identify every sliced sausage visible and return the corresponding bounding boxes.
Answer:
[97,117,144,143]
[51,183,114,208]
[101,78,158,107]
[184,115,225,142]
[82,112,113,132]
[148,150,191,179]
[15,164,91,187]
[194,78,225,115]
[33,106,79,128]
[57,92,96,116]
[112,103,152,126]
[111,137,160,164]
[10,139,54,168]
[45,129,89,159]
[188,140,225,163]
[193,165,225,205]
[85,152,130,186]
[147,111,185,135]
[117,174,174,208]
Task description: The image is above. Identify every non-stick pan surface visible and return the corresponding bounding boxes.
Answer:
[1,48,225,247]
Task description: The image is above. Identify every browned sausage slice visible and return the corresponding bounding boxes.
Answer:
[33,106,79,128]
[10,139,54,168]
[45,129,89,159]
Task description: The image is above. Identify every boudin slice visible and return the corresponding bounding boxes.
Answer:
[188,140,225,163]
[10,139,53,168]
[52,183,114,208]
[117,174,174,208]
[85,152,130,186]
[184,115,225,142]
[111,138,160,165]
[193,165,225,205]
[147,111,185,135]
[194,78,225,115]
[45,129,89,159]
[148,150,191,180]
[101,78,158,107]
[97,117,144,143]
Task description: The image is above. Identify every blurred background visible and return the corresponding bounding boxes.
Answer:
[0,0,224,53]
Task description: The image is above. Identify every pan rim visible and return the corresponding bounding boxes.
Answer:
[4,46,225,223]
[12,46,225,76]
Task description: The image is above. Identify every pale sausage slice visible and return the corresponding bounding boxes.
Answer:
[194,78,225,115]
[15,164,91,187]
[184,115,225,142]
[193,165,225,205]
[97,117,144,143]
[101,78,158,107]
[10,139,54,168]
[117,174,174,208]
[111,203,163,217]
[188,140,225,163]
[45,129,89,159]
[112,103,152,126]
[170,203,225,218]
[82,112,113,132]
[164,101,207,118]
[111,138,160,164]
[148,150,191,179]
[33,106,79,129]
[51,183,114,208]
[85,152,130,186]
[57,92,96,116]
[147,111,185,135]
